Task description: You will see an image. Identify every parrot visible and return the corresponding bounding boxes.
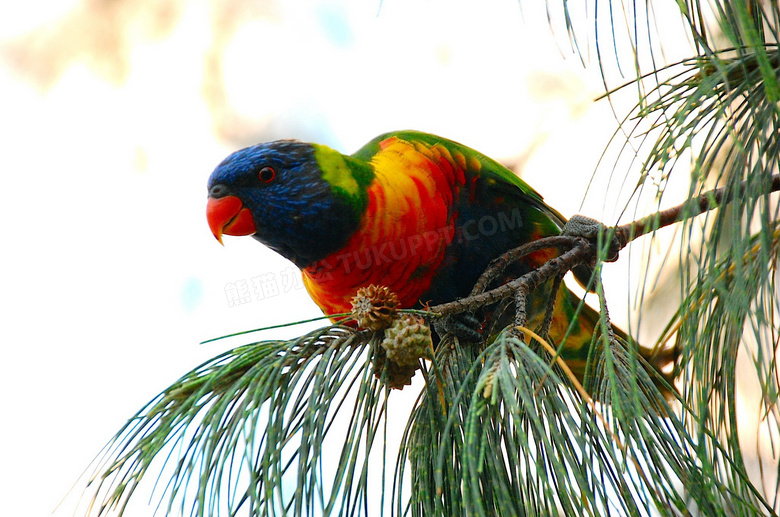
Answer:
[206,130,673,393]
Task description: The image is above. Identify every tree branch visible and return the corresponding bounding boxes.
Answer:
[430,239,593,318]
[615,174,780,246]
[429,174,780,319]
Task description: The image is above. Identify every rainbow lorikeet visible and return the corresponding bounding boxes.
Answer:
[206,130,671,389]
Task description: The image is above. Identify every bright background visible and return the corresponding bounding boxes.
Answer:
[0,1,706,515]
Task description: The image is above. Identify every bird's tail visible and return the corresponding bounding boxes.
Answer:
[542,287,678,401]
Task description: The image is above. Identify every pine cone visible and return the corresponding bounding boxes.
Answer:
[371,346,419,390]
[381,314,433,366]
[351,285,400,331]
[370,314,433,389]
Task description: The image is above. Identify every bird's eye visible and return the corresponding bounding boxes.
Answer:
[258,166,276,183]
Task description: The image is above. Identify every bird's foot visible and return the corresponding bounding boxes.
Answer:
[434,312,483,344]
[563,215,621,262]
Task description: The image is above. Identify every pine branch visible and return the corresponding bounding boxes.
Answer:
[615,174,780,246]
[428,174,780,319]
[79,165,780,517]
[428,236,590,318]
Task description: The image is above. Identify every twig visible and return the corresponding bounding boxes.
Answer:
[430,174,780,319]
[430,239,594,317]
[538,273,564,337]
[615,174,780,247]
[468,235,581,296]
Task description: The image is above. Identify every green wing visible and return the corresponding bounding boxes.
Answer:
[352,130,569,231]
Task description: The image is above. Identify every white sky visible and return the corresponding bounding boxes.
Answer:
[0,1,742,516]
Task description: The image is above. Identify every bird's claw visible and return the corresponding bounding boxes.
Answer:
[434,312,483,343]
[563,215,621,262]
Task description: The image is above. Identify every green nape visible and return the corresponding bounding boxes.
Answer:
[312,143,375,220]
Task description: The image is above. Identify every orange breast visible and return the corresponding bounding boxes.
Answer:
[302,137,470,318]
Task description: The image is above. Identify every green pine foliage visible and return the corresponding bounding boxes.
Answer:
[83,1,779,515]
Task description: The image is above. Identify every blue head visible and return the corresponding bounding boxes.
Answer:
[206,140,370,267]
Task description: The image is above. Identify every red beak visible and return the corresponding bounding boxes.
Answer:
[206,195,257,244]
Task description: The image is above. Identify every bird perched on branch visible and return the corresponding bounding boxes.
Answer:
[206,130,673,393]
